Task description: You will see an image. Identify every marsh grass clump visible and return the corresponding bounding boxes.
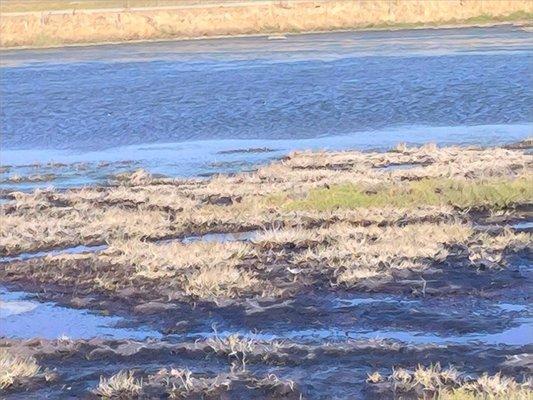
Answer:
[105,239,251,279]
[110,169,155,186]
[0,349,41,390]
[383,364,462,397]
[94,370,143,398]
[292,222,474,285]
[371,365,533,400]
[3,144,530,257]
[437,373,533,400]
[468,228,531,269]
[102,239,263,299]
[287,177,533,211]
[204,334,261,371]
[151,368,297,399]
[184,264,261,299]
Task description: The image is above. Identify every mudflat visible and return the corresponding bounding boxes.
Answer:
[0,141,531,398]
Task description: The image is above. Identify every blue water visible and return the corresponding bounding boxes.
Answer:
[0,26,532,183]
[0,287,161,340]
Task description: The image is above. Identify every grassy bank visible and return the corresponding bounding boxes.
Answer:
[1,0,532,48]
[0,0,235,13]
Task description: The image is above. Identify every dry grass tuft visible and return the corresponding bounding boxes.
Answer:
[374,365,533,400]
[93,370,143,398]
[184,264,260,299]
[388,363,461,392]
[204,333,260,371]
[437,373,533,400]
[104,239,250,279]
[292,222,474,285]
[0,349,41,390]
[366,371,384,383]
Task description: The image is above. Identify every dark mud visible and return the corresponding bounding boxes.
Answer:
[1,336,531,399]
[1,149,532,398]
[1,230,531,398]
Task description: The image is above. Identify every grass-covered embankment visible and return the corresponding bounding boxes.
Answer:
[1,0,532,48]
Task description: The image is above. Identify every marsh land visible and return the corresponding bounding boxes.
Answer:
[1,141,532,398]
[1,19,532,400]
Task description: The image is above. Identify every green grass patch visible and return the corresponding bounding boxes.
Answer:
[463,10,533,24]
[285,177,533,211]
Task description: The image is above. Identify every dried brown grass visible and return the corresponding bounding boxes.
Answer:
[0,349,41,390]
[94,370,143,398]
[2,1,531,48]
[376,365,533,400]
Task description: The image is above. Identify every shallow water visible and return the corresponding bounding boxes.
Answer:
[0,244,108,263]
[181,230,258,244]
[1,26,532,189]
[185,319,533,346]
[513,221,533,230]
[1,230,258,262]
[181,294,533,346]
[375,162,421,171]
[0,288,161,340]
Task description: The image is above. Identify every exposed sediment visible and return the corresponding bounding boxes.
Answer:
[0,142,532,398]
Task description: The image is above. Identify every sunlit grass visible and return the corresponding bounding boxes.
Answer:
[94,370,143,398]
[0,0,206,13]
[436,372,533,400]
[0,349,41,389]
[376,365,533,400]
[286,177,533,211]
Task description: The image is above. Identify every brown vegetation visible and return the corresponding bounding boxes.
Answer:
[1,145,531,304]
[1,0,532,48]
[2,144,530,256]
[0,349,42,390]
[368,364,533,399]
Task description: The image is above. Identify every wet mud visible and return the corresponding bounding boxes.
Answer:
[1,143,532,398]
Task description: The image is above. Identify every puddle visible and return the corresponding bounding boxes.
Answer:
[0,244,108,263]
[0,288,161,340]
[512,221,533,230]
[181,230,258,244]
[498,303,528,312]
[332,295,419,309]
[159,230,258,245]
[375,163,422,171]
[1,231,259,263]
[187,317,533,347]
